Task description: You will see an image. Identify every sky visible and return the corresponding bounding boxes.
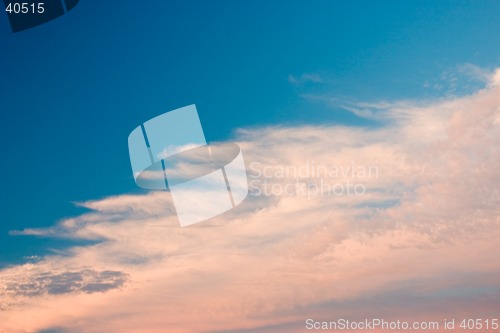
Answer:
[1,1,500,332]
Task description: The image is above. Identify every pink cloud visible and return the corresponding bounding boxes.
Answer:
[1,74,500,332]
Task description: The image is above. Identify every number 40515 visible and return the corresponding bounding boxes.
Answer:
[5,2,45,14]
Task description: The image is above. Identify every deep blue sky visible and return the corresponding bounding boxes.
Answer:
[1,0,500,266]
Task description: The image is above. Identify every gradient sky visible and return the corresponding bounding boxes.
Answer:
[1,1,500,332]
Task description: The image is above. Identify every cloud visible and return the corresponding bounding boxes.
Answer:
[420,64,500,96]
[288,73,324,85]
[36,329,68,333]
[1,269,128,297]
[492,68,500,86]
[1,71,500,332]
[457,63,493,84]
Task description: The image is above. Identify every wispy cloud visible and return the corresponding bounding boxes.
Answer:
[421,64,500,96]
[1,70,500,332]
[457,63,494,84]
[2,269,128,297]
[288,73,324,85]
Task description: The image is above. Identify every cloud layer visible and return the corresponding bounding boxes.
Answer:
[1,72,500,332]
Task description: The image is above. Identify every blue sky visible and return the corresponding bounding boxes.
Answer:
[2,0,500,266]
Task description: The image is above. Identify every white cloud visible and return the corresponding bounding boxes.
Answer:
[288,73,324,85]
